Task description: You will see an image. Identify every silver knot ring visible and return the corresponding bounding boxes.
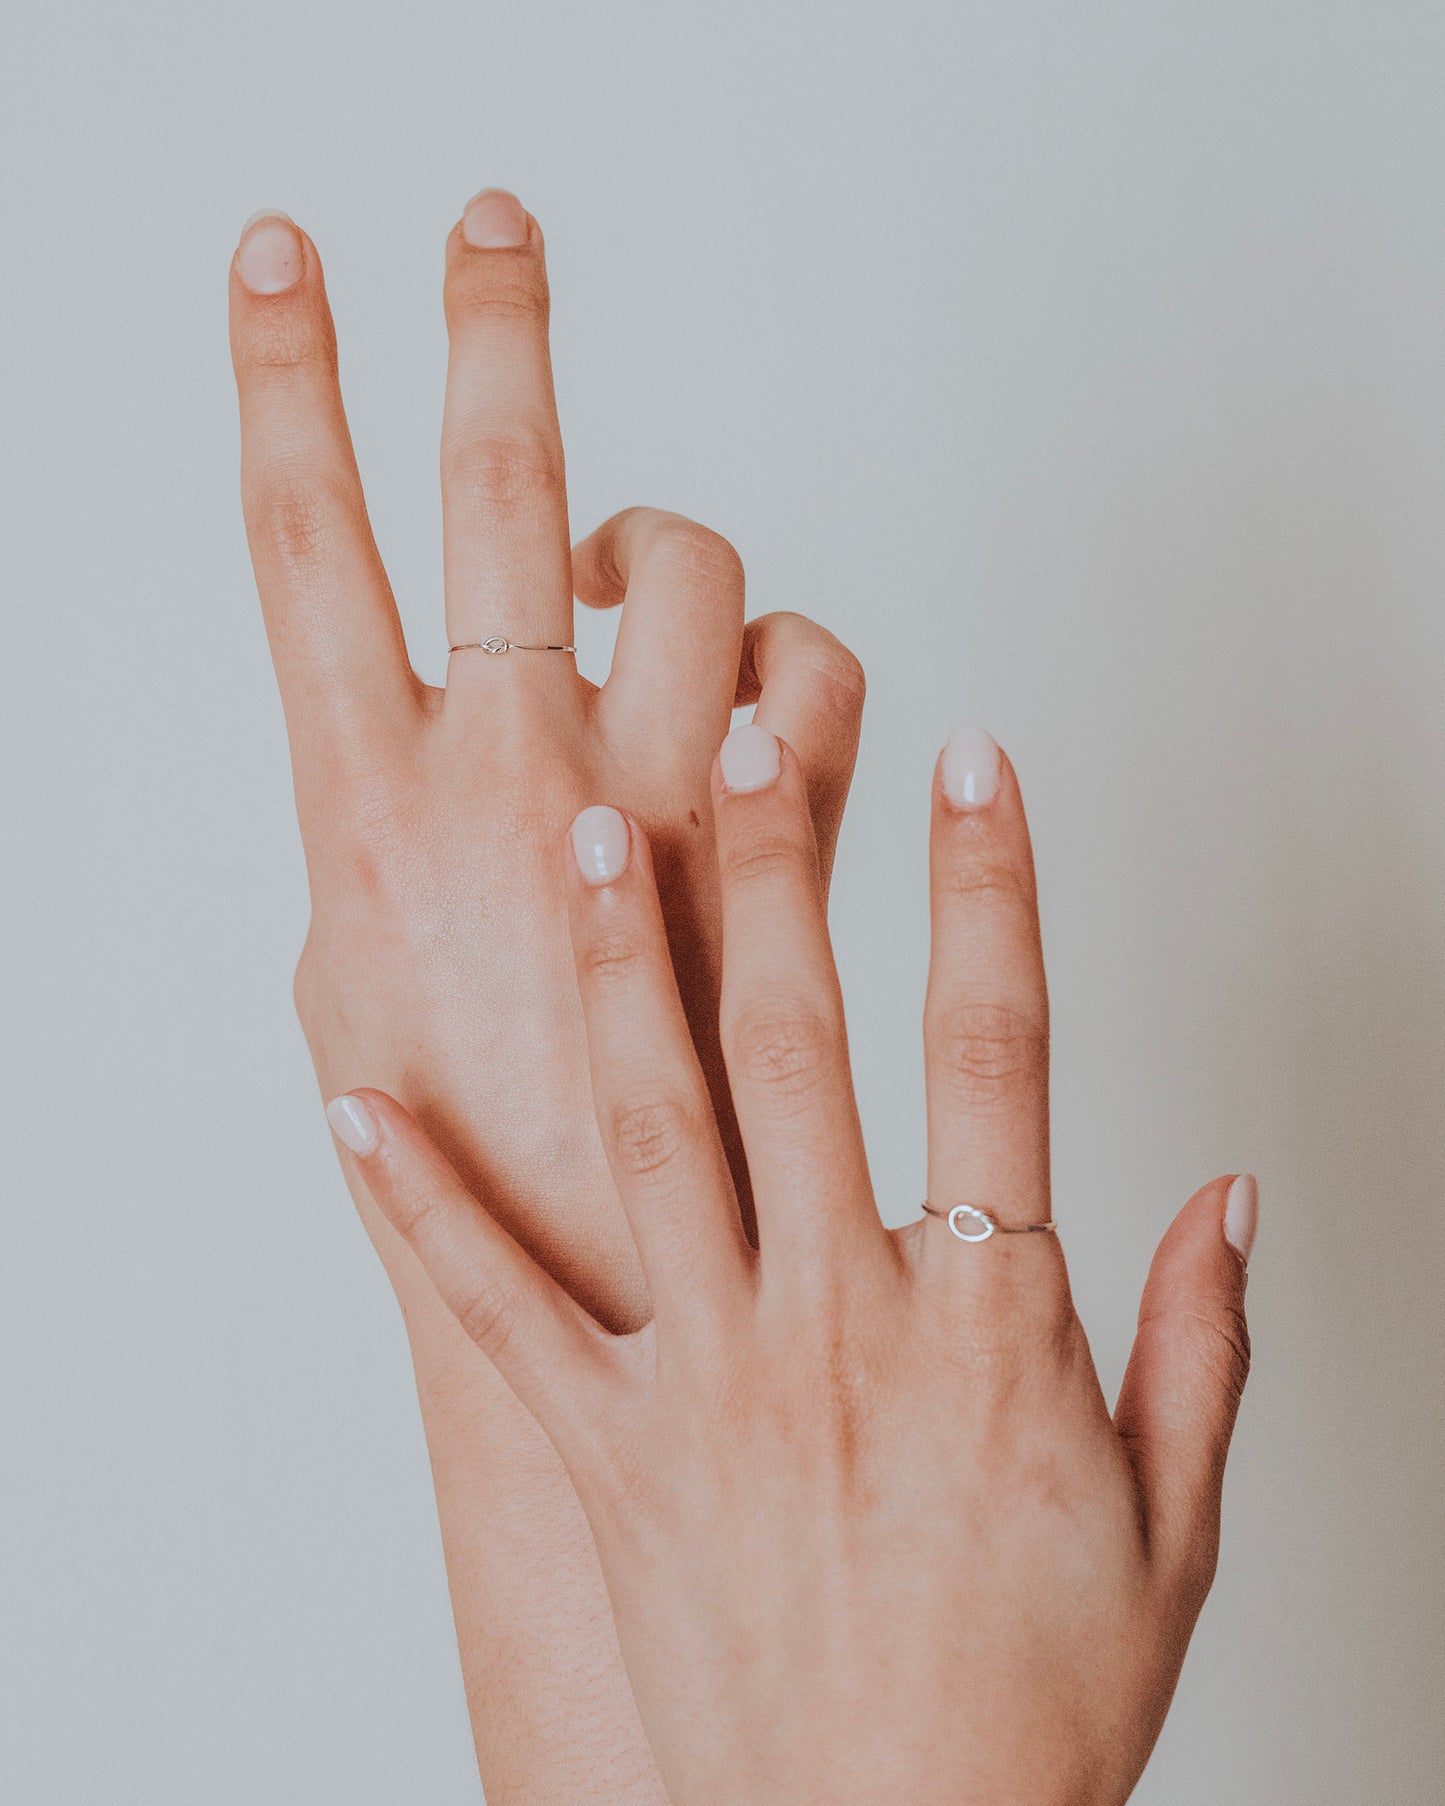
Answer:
[449,637,576,655]
[921,1202,1058,1242]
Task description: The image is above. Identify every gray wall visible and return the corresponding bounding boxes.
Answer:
[3,2,1441,1798]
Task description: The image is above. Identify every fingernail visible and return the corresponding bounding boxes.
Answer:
[462,188,530,248]
[571,805,631,886]
[940,727,1001,810]
[237,213,303,294]
[719,722,781,793]
[1224,1173,1259,1263]
[326,1094,379,1156]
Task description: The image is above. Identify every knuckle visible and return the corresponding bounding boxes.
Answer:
[455,1278,520,1360]
[1178,1525,1224,1610]
[577,926,648,989]
[442,432,564,516]
[1181,1303,1253,1407]
[927,999,1048,1107]
[246,471,352,576]
[939,853,1033,910]
[317,772,418,889]
[649,518,745,591]
[236,309,335,377]
[728,996,835,1102]
[291,944,321,1032]
[381,1174,446,1244]
[811,640,867,720]
[719,829,811,891]
[448,254,550,328]
[605,1092,699,1182]
[764,617,866,718]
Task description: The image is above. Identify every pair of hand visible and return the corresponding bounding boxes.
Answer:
[232,189,1255,1804]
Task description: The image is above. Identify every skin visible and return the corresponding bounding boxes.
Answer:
[342,728,1255,1806]
[229,190,864,1800]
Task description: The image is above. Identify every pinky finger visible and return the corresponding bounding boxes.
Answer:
[326,1089,623,1460]
[738,612,865,889]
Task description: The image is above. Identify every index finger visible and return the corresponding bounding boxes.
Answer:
[230,211,419,781]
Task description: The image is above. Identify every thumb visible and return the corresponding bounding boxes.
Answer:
[1114,1173,1258,1597]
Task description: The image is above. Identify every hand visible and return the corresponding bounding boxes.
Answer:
[341,721,1257,1806]
[229,192,864,1797]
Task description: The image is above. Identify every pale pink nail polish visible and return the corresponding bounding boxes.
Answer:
[940,727,1000,810]
[719,722,781,793]
[327,1095,378,1156]
[571,806,630,885]
[1224,1173,1259,1263]
[237,213,303,294]
[462,188,530,248]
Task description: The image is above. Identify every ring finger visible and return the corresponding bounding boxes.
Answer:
[921,730,1068,1319]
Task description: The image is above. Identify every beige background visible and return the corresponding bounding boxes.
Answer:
[3,1,1442,1799]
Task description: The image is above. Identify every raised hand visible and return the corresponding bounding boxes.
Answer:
[338,722,1256,1806]
[230,193,864,1798]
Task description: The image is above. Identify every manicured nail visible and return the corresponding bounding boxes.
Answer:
[327,1094,379,1156]
[463,188,530,248]
[719,722,781,793]
[1224,1173,1259,1263]
[237,213,303,294]
[940,727,1000,810]
[571,805,631,885]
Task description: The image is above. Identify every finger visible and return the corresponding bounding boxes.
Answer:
[919,730,1069,1322]
[566,806,752,1345]
[578,508,745,771]
[1114,1174,1256,1601]
[712,725,885,1286]
[230,212,418,773]
[325,1088,622,1464]
[924,730,1052,1222]
[738,612,866,890]
[440,190,577,699]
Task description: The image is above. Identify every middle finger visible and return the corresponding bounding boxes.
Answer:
[713,725,888,1291]
[440,189,578,696]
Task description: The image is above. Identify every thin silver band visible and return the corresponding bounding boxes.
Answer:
[921,1202,1058,1243]
[449,637,576,655]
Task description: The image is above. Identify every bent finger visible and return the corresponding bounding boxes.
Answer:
[738,611,865,890]
[579,507,746,774]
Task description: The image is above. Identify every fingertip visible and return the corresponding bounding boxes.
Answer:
[718,722,782,794]
[236,212,305,295]
[570,804,632,887]
[1224,1172,1259,1265]
[1140,1176,1253,1329]
[326,1092,379,1156]
[938,726,1001,812]
[461,186,532,250]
